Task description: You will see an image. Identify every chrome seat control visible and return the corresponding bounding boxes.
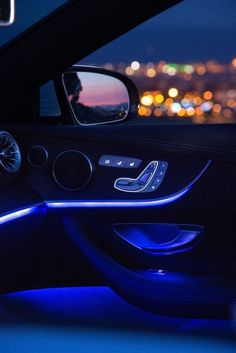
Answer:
[115,160,168,193]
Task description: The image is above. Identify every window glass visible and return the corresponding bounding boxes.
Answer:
[0,0,67,118]
[79,0,236,124]
[40,81,61,117]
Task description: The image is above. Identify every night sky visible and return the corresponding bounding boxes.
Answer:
[1,0,236,64]
[81,0,236,64]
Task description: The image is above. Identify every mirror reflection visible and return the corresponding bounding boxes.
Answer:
[63,72,130,125]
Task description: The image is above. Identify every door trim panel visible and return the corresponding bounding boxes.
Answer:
[46,160,211,208]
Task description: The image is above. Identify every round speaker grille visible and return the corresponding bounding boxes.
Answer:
[53,150,92,191]
[28,145,48,167]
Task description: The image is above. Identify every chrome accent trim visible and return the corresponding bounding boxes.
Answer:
[27,145,48,168]
[0,130,21,174]
[114,161,159,193]
[52,150,93,191]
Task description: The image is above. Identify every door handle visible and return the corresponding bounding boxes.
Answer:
[63,217,234,318]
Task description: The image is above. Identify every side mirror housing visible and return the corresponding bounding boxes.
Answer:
[59,66,139,126]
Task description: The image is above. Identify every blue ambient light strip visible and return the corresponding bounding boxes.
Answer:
[46,188,189,209]
[0,205,43,226]
[46,161,211,209]
[0,161,211,224]
[0,189,187,227]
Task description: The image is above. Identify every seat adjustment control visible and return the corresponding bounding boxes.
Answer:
[99,155,141,169]
[114,160,168,193]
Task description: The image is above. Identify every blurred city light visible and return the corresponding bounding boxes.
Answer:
[102,58,236,124]
[155,94,164,104]
[168,88,178,98]
[231,58,236,68]
[141,95,153,106]
[125,67,134,76]
[203,91,213,100]
[171,102,181,113]
[146,68,156,77]
[131,61,140,71]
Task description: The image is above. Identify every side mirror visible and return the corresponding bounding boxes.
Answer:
[61,66,139,126]
[0,0,14,26]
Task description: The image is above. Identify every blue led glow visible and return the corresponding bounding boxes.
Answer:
[1,287,234,352]
[46,188,189,209]
[46,160,211,209]
[0,161,211,224]
[0,205,43,225]
[113,223,203,254]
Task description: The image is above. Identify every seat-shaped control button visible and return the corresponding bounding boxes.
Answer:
[139,172,151,184]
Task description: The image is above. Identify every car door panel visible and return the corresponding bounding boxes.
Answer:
[0,124,235,299]
[0,0,235,321]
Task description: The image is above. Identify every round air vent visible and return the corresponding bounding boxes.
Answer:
[0,131,21,175]
[53,150,93,191]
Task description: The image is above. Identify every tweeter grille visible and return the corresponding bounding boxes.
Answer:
[0,131,21,175]
[53,150,92,191]
[28,145,48,167]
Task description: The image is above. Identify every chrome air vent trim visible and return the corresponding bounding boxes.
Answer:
[0,131,21,175]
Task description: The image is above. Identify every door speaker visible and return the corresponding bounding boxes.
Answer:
[53,150,93,191]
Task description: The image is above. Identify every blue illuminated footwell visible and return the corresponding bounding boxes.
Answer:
[0,287,186,329]
[0,287,235,353]
[0,323,234,353]
[0,287,235,333]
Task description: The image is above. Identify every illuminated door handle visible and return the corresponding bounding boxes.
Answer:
[114,160,168,193]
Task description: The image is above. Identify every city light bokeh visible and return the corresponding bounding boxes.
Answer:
[103,58,236,124]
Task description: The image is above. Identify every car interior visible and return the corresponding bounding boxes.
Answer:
[0,0,235,351]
